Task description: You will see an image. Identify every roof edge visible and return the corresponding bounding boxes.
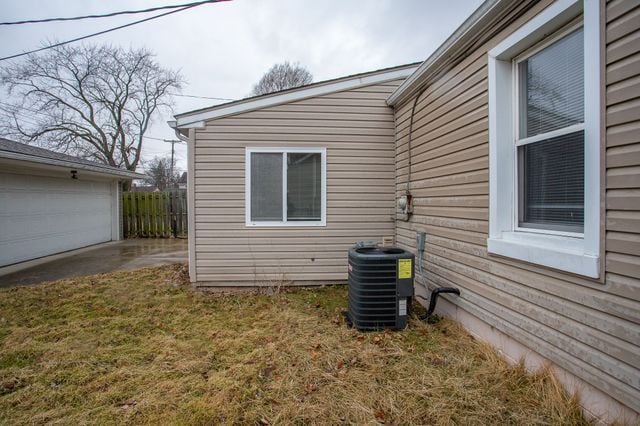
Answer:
[0,150,145,180]
[175,63,420,128]
[387,0,532,106]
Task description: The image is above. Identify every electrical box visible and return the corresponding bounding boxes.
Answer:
[416,231,426,252]
[398,193,413,216]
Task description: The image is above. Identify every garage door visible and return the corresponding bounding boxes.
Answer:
[0,172,113,267]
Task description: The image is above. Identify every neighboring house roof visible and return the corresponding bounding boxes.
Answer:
[0,138,145,180]
[178,171,187,184]
[172,62,421,128]
[387,0,537,106]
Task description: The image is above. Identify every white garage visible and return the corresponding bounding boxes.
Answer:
[0,138,143,268]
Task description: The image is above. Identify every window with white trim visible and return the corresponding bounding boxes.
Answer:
[487,0,600,278]
[245,148,326,226]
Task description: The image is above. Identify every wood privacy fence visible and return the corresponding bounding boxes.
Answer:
[122,191,187,238]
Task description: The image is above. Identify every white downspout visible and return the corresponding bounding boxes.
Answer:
[167,120,197,283]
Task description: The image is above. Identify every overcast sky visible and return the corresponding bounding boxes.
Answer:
[0,0,483,172]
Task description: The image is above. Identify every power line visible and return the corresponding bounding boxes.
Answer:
[0,101,42,120]
[0,0,228,26]
[0,105,180,144]
[0,110,42,127]
[142,147,180,154]
[170,92,235,101]
[0,0,230,62]
[0,100,51,116]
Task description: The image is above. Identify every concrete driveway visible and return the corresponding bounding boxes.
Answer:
[0,238,188,288]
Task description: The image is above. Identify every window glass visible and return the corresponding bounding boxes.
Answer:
[250,152,282,221]
[248,149,324,224]
[518,28,584,138]
[287,153,321,221]
[517,27,585,233]
[518,131,584,232]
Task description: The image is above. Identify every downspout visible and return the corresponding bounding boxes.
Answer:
[167,119,197,283]
[167,120,190,240]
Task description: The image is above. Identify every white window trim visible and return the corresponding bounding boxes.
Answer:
[487,0,600,278]
[245,147,327,227]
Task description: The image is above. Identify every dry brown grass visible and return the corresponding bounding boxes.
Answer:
[0,264,590,425]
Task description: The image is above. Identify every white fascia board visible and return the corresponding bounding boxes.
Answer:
[0,152,145,180]
[175,67,417,128]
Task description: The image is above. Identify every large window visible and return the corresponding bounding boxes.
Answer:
[246,148,326,226]
[487,0,600,278]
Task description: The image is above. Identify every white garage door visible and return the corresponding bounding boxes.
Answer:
[0,172,114,267]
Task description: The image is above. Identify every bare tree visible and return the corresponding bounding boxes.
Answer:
[0,44,183,177]
[143,155,182,191]
[250,61,312,96]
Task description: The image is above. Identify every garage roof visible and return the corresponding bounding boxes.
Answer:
[0,138,145,180]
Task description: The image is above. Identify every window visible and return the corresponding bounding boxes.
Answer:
[245,148,326,226]
[487,0,600,278]
[516,26,585,234]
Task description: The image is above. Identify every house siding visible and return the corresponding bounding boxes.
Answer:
[606,0,640,283]
[192,79,403,285]
[394,0,640,415]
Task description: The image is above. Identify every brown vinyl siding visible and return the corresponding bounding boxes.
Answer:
[393,0,640,414]
[192,80,403,285]
[606,0,640,283]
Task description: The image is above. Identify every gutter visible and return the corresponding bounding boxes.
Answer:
[0,151,145,180]
[387,0,534,106]
[168,120,190,143]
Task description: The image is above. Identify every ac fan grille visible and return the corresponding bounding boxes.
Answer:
[348,258,399,329]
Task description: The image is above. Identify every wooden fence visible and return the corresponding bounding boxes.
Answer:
[122,190,187,238]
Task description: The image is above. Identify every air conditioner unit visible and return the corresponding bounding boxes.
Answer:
[347,247,414,331]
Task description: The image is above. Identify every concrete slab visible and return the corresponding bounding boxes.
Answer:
[0,238,188,288]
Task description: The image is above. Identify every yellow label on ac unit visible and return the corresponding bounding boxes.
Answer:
[398,259,412,279]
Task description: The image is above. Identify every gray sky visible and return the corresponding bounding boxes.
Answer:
[0,0,483,172]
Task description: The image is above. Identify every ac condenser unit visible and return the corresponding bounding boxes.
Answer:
[347,247,415,331]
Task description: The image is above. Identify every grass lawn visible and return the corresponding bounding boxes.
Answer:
[0,265,588,425]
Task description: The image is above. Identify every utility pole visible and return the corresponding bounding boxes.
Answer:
[163,139,182,188]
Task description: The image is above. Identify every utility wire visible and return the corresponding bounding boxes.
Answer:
[143,135,170,141]
[0,0,227,26]
[143,136,188,145]
[0,103,177,142]
[0,100,50,116]
[0,110,42,127]
[170,92,234,101]
[0,0,229,62]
